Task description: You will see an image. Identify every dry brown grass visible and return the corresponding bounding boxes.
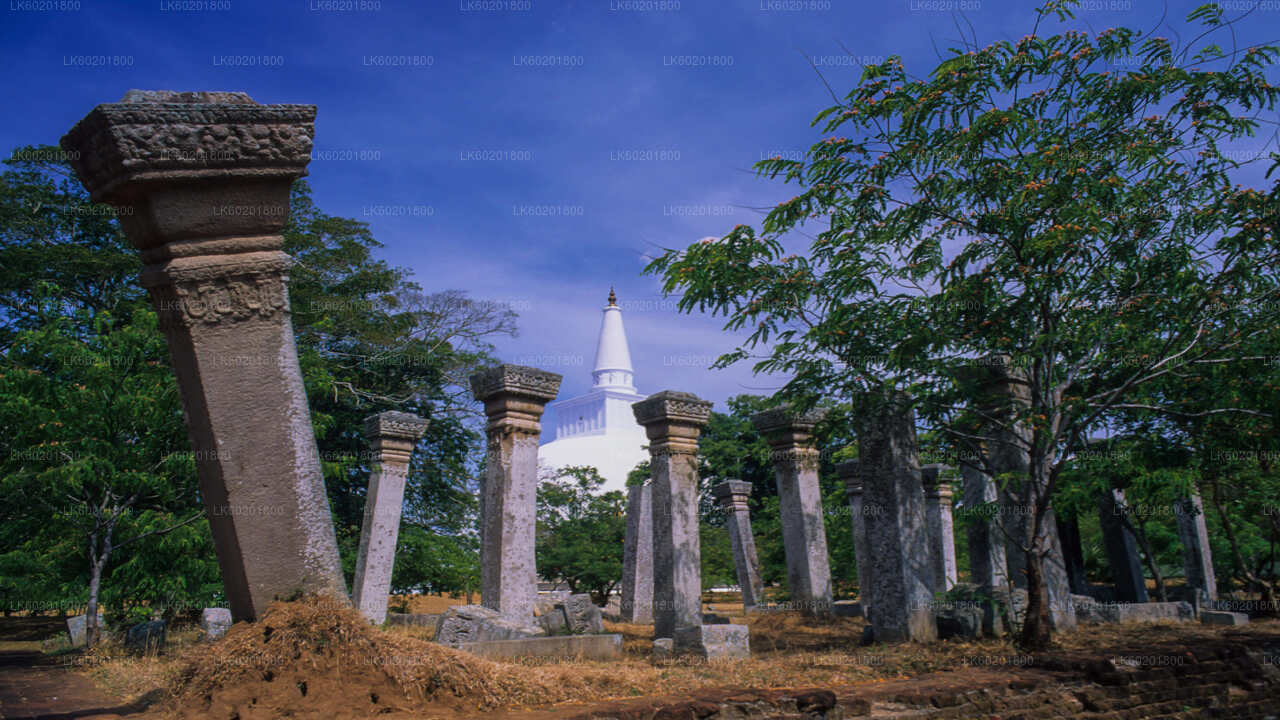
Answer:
[75,596,1280,719]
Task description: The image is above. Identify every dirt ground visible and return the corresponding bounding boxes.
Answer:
[3,600,1278,720]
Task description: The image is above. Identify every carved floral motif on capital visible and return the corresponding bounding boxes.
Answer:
[60,93,317,203]
[363,411,428,442]
[632,390,712,428]
[469,364,562,403]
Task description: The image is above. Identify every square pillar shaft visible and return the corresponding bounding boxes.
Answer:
[1175,493,1217,605]
[470,365,562,623]
[837,460,873,613]
[979,358,1076,630]
[1056,515,1089,595]
[621,482,654,623]
[961,461,1008,635]
[712,480,765,608]
[857,393,936,642]
[921,465,959,591]
[352,411,427,624]
[1098,489,1149,603]
[751,407,834,618]
[633,390,712,643]
[60,90,346,621]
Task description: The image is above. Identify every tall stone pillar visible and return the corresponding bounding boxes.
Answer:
[620,482,654,623]
[837,460,873,613]
[352,411,428,624]
[712,480,765,609]
[633,391,712,642]
[751,407,834,619]
[921,464,959,592]
[470,364,562,623]
[961,461,1007,635]
[1098,489,1148,603]
[1175,493,1217,607]
[857,392,936,643]
[979,358,1076,630]
[60,90,346,621]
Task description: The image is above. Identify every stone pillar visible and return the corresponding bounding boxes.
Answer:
[1175,493,1217,607]
[751,407,834,619]
[1098,489,1148,603]
[632,391,712,642]
[352,411,427,625]
[837,460,873,613]
[620,482,654,623]
[921,465,959,592]
[961,461,1007,635]
[979,359,1076,630]
[712,480,765,609]
[470,364,562,623]
[1057,515,1089,595]
[857,393,936,643]
[60,91,346,621]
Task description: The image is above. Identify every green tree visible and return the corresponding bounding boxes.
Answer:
[536,466,627,605]
[646,2,1279,647]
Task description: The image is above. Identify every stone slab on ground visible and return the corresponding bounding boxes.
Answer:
[433,604,546,647]
[385,612,441,628]
[201,608,232,640]
[456,633,622,661]
[1075,600,1193,624]
[65,612,103,647]
[123,620,166,654]
[672,624,750,660]
[563,594,605,634]
[1200,610,1249,626]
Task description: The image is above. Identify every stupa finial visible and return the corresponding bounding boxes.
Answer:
[607,286,617,306]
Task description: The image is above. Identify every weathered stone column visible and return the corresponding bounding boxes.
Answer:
[470,364,562,623]
[60,90,346,621]
[632,391,712,642]
[1175,493,1217,607]
[961,461,1008,635]
[979,359,1076,630]
[1098,489,1148,603]
[857,392,936,643]
[352,411,427,625]
[751,407,834,619]
[712,480,765,608]
[921,464,959,592]
[837,460,873,614]
[620,482,654,623]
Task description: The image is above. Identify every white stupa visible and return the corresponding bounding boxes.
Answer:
[538,289,649,493]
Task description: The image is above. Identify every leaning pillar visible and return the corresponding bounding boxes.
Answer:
[60,90,347,621]
[470,364,562,623]
[352,411,427,625]
[1175,493,1217,607]
[921,464,959,592]
[620,482,654,623]
[857,392,936,643]
[1098,489,1148,603]
[837,460,873,615]
[751,407,834,618]
[712,480,765,609]
[632,391,712,642]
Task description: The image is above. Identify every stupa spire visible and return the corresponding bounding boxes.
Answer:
[593,287,635,391]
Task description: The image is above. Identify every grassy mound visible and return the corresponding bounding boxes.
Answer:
[162,595,603,718]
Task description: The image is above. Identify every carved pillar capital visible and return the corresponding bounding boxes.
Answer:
[712,479,753,513]
[632,390,712,455]
[470,364,562,436]
[363,411,428,468]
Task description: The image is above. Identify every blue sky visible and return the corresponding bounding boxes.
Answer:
[3,0,1275,409]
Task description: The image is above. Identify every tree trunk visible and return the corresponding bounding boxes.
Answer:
[1019,546,1052,651]
[86,556,105,647]
[1131,519,1166,601]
